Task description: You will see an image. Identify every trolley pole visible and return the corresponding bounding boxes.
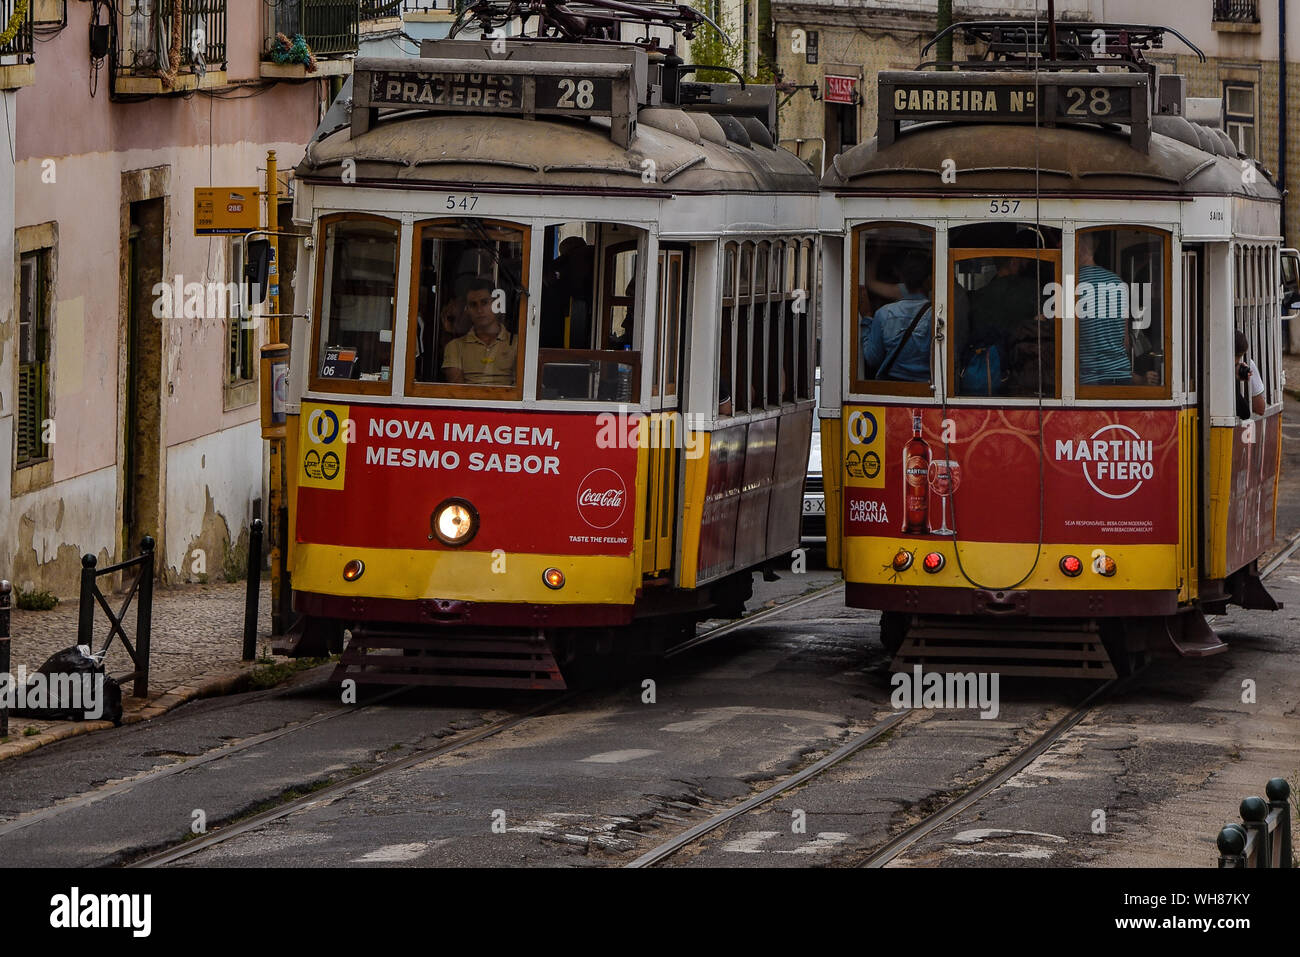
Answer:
[262,150,289,636]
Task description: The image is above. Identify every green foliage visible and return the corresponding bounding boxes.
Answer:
[23,726,39,737]
[223,535,249,584]
[15,587,58,611]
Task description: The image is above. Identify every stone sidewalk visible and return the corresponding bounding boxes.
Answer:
[1,579,278,759]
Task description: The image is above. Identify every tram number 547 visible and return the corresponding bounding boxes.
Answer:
[445,195,479,211]
[989,199,1020,214]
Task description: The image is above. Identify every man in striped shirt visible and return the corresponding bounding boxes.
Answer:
[1076,232,1133,386]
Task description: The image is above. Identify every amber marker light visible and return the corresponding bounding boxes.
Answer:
[343,559,365,582]
[431,498,479,547]
[1059,555,1083,577]
[1095,555,1118,577]
[892,550,913,573]
[922,552,945,573]
[543,567,565,590]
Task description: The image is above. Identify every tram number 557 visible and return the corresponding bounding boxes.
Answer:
[989,199,1020,214]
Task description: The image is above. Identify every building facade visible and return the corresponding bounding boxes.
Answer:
[0,0,377,595]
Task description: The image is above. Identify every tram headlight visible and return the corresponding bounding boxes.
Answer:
[1059,555,1083,578]
[922,552,945,574]
[543,567,565,590]
[891,550,913,573]
[342,559,365,582]
[431,498,479,547]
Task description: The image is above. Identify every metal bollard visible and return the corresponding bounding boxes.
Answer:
[243,519,264,661]
[0,580,11,738]
[77,554,97,648]
[135,537,154,699]
[1266,778,1292,868]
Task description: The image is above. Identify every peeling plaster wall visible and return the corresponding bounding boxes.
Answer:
[6,466,117,596]
[165,420,263,581]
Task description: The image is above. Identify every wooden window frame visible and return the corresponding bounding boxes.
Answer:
[16,248,53,470]
[309,212,402,397]
[1074,225,1173,402]
[850,222,936,398]
[947,247,1062,400]
[402,217,530,401]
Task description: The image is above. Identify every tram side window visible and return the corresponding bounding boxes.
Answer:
[536,222,645,402]
[409,219,527,393]
[314,216,400,386]
[1233,243,1278,417]
[1075,227,1168,392]
[854,225,935,391]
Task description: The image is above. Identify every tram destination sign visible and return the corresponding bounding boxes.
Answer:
[352,50,644,147]
[877,71,1150,151]
[368,71,614,114]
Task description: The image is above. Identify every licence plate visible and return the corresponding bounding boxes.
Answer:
[803,498,825,514]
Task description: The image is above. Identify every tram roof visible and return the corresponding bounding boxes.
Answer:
[823,120,1280,201]
[295,42,817,196]
[297,111,816,195]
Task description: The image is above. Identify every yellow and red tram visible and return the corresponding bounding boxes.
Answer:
[275,19,820,688]
[819,27,1286,677]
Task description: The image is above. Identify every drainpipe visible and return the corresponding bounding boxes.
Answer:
[1281,0,1288,241]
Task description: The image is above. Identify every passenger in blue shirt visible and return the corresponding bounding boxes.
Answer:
[863,250,933,381]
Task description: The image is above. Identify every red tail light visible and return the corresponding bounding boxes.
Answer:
[1059,555,1083,577]
[922,552,945,573]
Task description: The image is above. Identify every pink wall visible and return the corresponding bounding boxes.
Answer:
[12,0,327,480]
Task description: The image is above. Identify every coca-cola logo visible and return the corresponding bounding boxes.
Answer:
[577,468,627,529]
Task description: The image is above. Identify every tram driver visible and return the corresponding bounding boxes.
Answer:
[861,250,933,381]
[442,277,518,385]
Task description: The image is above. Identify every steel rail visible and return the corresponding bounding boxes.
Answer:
[624,708,913,868]
[126,579,846,867]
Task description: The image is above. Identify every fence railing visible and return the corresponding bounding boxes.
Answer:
[1213,0,1259,23]
[360,0,402,20]
[0,0,34,57]
[1216,778,1293,867]
[115,0,227,75]
[268,0,358,57]
[0,580,11,737]
[78,537,155,698]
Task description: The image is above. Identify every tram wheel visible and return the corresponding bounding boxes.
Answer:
[879,612,909,655]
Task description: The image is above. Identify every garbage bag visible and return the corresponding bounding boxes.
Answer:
[9,645,124,726]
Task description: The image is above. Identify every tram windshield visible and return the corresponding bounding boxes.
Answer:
[313,216,400,387]
[537,222,645,402]
[1075,227,1167,393]
[409,219,528,395]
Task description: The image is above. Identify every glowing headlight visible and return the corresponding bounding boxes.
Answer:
[431,498,478,547]
[343,559,365,582]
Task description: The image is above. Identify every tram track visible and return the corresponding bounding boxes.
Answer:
[124,579,848,868]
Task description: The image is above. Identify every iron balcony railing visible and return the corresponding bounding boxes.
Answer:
[1213,0,1259,23]
[360,0,402,20]
[0,0,34,57]
[268,0,358,58]
[116,0,227,75]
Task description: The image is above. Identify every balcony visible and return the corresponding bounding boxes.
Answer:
[0,0,34,88]
[262,0,358,78]
[115,0,229,94]
[359,0,402,20]
[1213,0,1261,31]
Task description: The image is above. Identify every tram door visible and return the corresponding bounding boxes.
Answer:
[641,247,689,576]
[1183,245,1204,593]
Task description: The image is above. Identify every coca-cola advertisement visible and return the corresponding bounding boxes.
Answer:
[296,402,638,555]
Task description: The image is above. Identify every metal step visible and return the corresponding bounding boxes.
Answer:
[893,619,1118,680]
[333,627,566,690]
